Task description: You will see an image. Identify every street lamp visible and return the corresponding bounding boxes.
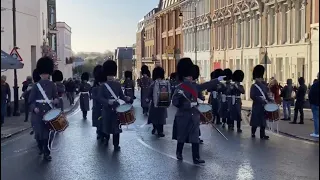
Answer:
[179,5,197,65]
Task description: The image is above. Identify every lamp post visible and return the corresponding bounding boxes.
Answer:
[179,5,197,65]
[12,0,20,116]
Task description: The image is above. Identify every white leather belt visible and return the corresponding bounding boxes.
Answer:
[226,95,232,97]
[36,100,52,103]
[125,88,132,89]
[80,92,90,94]
[232,95,241,105]
[221,94,226,102]
[212,91,218,99]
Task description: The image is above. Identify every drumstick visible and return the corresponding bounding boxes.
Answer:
[178,91,228,141]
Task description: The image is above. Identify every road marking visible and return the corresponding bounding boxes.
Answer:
[140,122,148,128]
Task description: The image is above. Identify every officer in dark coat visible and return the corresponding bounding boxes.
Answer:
[229,70,245,132]
[52,70,65,111]
[79,72,91,119]
[172,57,224,164]
[208,69,224,124]
[140,65,152,115]
[250,65,272,140]
[91,65,104,140]
[147,66,168,137]
[219,69,233,129]
[99,60,130,150]
[28,57,59,161]
[123,71,135,103]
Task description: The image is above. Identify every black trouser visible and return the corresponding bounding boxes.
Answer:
[153,124,164,134]
[222,118,227,124]
[214,114,221,124]
[24,100,29,122]
[251,126,266,137]
[293,102,304,123]
[236,121,241,129]
[142,107,149,114]
[37,139,50,156]
[105,134,120,146]
[82,111,87,118]
[67,92,74,105]
[176,142,200,160]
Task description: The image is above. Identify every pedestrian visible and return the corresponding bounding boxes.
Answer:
[250,65,272,140]
[99,60,130,150]
[28,56,60,161]
[147,66,168,137]
[1,75,11,126]
[20,76,33,122]
[230,70,245,133]
[208,69,223,125]
[309,73,319,138]
[91,65,104,140]
[139,65,152,116]
[268,78,282,105]
[169,72,178,97]
[280,79,294,121]
[66,78,75,105]
[290,77,307,124]
[123,71,135,103]
[219,69,233,129]
[52,70,65,111]
[79,72,91,119]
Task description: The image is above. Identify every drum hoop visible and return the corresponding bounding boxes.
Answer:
[43,109,62,121]
[116,104,133,113]
[264,103,279,112]
[197,103,212,112]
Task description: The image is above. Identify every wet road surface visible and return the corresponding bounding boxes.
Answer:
[1,99,319,180]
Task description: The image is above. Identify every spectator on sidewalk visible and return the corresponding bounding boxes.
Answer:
[280,79,294,121]
[1,75,11,126]
[20,76,33,122]
[290,77,307,124]
[309,73,319,138]
[66,78,76,105]
[268,78,282,105]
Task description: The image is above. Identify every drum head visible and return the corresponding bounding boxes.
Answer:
[116,104,132,113]
[43,109,61,121]
[264,103,279,112]
[197,104,212,112]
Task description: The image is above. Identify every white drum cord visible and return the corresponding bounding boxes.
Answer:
[47,130,59,152]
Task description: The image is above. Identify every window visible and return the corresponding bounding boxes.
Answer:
[300,4,305,42]
[214,0,218,10]
[220,25,225,49]
[237,20,241,48]
[282,5,288,43]
[228,23,232,48]
[254,15,260,46]
[215,26,219,49]
[245,18,250,47]
[269,8,275,45]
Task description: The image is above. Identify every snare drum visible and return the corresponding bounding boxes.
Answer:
[116,104,135,125]
[264,103,280,121]
[43,109,69,132]
[197,104,213,124]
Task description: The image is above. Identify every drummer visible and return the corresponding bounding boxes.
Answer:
[99,60,130,150]
[250,65,272,140]
[123,71,135,104]
[229,70,245,132]
[79,72,91,120]
[146,66,168,137]
[28,57,59,161]
[52,70,65,111]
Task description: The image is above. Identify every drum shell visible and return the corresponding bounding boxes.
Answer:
[44,112,68,132]
[117,105,135,125]
[197,104,213,124]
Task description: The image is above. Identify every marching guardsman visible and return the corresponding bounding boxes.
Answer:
[91,65,104,140]
[170,72,178,97]
[123,71,135,104]
[28,56,59,161]
[140,65,152,115]
[172,57,224,164]
[229,70,245,132]
[219,69,232,129]
[79,72,91,119]
[147,66,168,137]
[250,65,271,140]
[52,70,65,111]
[99,60,130,150]
[208,69,224,124]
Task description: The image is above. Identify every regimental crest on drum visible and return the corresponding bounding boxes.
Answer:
[153,80,171,108]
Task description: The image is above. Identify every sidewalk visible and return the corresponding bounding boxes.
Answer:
[1,95,79,140]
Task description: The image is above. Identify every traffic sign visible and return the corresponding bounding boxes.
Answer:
[10,48,23,61]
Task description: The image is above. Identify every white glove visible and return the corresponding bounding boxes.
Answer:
[190,102,197,107]
[234,83,239,89]
[218,76,226,81]
[177,90,184,95]
[108,99,116,105]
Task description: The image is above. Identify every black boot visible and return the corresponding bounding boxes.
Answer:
[260,127,269,140]
[42,139,52,161]
[251,126,257,138]
[176,143,184,160]
[104,134,110,146]
[36,140,43,155]
[113,134,121,151]
[192,143,205,164]
[216,115,221,125]
[237,121,242,133]
[152,124,157,135]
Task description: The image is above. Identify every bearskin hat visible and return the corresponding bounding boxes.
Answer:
[223,68,233,81]
[32,69,41,83]
[141,65,149,75]
[298,77,305,85]
[93,65,103,81]
[81,72,90,81]
[103,60,117,76]
[177,57,194,80]
[152,66,165,81]
[192,64,200,80]
[170,72,177,80]
[252,65,265,79]
[232,70,244,82]
[36,56,54,75]
[214,69,224,78]
[52,70,63,82]
[125,71,132,79]
[146,69,151,77]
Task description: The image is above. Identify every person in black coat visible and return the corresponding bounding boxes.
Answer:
[290,77,307,124]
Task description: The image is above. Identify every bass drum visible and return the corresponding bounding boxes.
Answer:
[116,104,135,125]
[197,103,213,124]
[264,103,280,121]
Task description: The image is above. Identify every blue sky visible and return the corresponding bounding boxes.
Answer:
[56,0,158,53]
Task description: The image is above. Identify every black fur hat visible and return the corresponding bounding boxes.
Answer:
[192,64,200,80]
[177,57,194,80]
[170,72,177,80]
[81,72,90,81]
[146,69,151,77]
[252,65,265,79]
[214,69,224,78]
[223,68,233,81]
[32,69,41,83]
[125,71,132,79]
[103,60,117,76]
[36,56,54,75]
[152,66,165,81]
[93,65,103,82]
[52,70,63,82]
[141,65,149,75]
[210,71,215,80]
[232,70,244,82]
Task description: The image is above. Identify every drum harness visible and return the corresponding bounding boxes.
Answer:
[36,83,59,152]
